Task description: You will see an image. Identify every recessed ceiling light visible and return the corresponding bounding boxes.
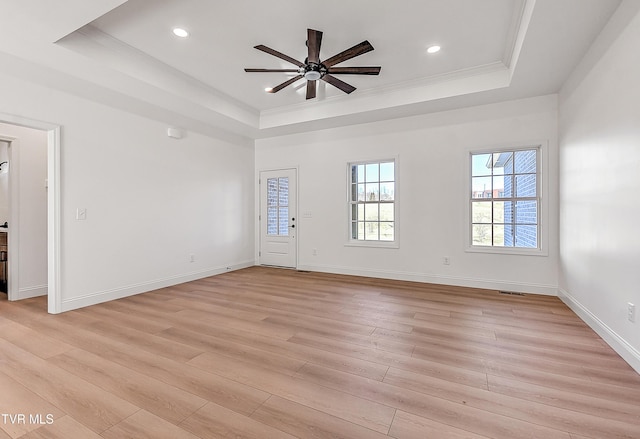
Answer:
[427,45,441,54]
[173,28,189,38]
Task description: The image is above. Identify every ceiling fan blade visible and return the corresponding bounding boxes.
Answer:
[244,68,301,73]
[307,29,323,64]
[322,40,374,67]
[306,80,316,100]
[327,66,381,75]
[268,75,304,93]
[254,45,304,67]
[322,74,356,94]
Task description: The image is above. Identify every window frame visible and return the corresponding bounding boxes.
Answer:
[466,144,547,256]
[345,157,399,249]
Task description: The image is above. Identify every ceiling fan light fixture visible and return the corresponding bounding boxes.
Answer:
[304,70,322,81]
[427,45,441,54]
[172,28,189,38]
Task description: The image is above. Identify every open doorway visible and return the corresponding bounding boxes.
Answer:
[0,126,47,302]
[0,140,8,296]
[0,115,60,313]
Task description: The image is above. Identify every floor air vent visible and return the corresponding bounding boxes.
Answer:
[499,291,526,296]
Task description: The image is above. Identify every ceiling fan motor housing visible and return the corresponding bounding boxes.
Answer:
[302,62,326,81]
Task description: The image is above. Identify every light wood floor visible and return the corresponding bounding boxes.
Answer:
[0,267,639,439]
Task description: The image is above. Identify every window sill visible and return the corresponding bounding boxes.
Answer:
[465,245,547,256]
[345,240,399,249]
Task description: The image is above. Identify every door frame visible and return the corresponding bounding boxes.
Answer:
[258,167,298,269]
[0,113,61,313]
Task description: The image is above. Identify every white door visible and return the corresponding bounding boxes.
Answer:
[260,169,297,268]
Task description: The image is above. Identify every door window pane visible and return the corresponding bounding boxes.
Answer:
[278,178,289,205]
[267,178,278,206]
[266,177,290,236]
[267,207,278,235]
[279,207,289,236]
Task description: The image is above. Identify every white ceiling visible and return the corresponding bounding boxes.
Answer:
[0,0,622,139]
[85,0,522,111]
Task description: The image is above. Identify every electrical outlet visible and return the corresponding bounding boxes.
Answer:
[443,256,450,265]
[628,303,636,323]
[189,254,196,263]
[312,248,318,256]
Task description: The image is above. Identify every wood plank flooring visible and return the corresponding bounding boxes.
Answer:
[1,267,639,439]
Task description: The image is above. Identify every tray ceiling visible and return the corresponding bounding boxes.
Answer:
[0,0,622,138]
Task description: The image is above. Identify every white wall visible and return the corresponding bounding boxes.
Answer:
[0,123,48,299]
[558,3,640,372]
[256,95,559,295]
[0,72,255,312]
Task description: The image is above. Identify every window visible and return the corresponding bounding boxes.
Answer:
[266,176,289,236]
[470,148,539,249]
[349,160,395,242]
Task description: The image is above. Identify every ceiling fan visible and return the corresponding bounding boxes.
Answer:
[244,28,381,100]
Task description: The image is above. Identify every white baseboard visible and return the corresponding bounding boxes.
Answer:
[296,263,557,296]
[15,284,48,300]
[558,288,640,374]
[60,260,254,312]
